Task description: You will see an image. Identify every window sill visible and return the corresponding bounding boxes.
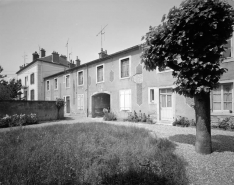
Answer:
[96,81,104,84]
[211,111,233,116]
[120,76,130,80]
[78,84,84,87]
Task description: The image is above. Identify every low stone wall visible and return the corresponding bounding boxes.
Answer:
[0,100,64,121]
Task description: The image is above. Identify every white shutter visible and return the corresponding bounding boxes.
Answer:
[125,90,131,111]
[120,91,125,111]
[77,94,84,110]
[63,75,66,83]
[119,90,131,111]
[81,94,84,110]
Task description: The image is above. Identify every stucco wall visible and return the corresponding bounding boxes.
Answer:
[0,100,64,121]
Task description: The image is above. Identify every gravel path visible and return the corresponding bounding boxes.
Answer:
[1,116,234,185]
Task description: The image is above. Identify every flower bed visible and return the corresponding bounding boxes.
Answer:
[0,113,38,128]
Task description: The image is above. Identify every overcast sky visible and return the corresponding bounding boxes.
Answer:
[0,0,182,78]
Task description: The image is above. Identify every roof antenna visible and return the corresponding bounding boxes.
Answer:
[66,38,69,58]
[96,24,108,51]
[22,52,27,65]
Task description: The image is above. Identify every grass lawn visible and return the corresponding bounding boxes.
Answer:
[0,122,188,185]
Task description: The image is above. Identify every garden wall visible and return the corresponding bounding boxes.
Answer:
[0,100,64,121]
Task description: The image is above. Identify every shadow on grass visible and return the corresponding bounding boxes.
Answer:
[169,134,234,152]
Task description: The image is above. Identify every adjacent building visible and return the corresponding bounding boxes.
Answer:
[16,49,70,100]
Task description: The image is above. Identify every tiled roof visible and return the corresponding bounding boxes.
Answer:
[40,55,69,66]
[16,55,69,74]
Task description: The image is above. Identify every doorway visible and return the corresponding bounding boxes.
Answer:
[92,93,110,117]
[159,88,173,120]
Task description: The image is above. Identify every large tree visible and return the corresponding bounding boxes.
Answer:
[141,0,234,154]
[0,66,22,100]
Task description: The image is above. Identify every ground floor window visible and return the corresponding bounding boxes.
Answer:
[119,89,131,111]
[77,94,84,110]
[212,83,232,111]
[148,88,155,104]
[30,89,34,100]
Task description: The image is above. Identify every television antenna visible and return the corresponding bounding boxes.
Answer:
[22,52,27,65]
[96,24,108,50]
[66,38,69,58]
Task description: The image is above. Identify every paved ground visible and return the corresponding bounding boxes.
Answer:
[1,115,234,185]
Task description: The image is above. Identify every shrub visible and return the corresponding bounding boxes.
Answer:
[0,113,38,128]
[218,117,230,130]
[103,112,117,121]
[141,113,147,122]
[173,116,190,127]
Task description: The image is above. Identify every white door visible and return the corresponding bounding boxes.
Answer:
[160,88,173,120]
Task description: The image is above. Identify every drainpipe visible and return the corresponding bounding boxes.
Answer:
[86,64,89,117]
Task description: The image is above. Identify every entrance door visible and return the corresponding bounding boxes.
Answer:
[66,96,70,113]
[160,88,173,120]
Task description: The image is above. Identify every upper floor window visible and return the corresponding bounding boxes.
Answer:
[65,75,70,88]
[78,70,84,86]
[223,38,233,58]
[25,76,28,86]
[46,80,50,91]
[96,64,104,83]
[30,89,34,100]
[30,73,34,84]
[119,57,131,79]
[212,83,232,111]
[54,78,58,90]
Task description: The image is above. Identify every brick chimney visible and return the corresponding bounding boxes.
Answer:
[60,54,67,60]
[52,51,59,63]
[40,48,46,58]
[32,51,39,61]
[99,48,108,59]
[75,56,81,66]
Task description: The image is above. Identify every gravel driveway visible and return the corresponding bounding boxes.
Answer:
[1,116,234,185]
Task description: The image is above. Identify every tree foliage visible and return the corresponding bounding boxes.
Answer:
[141,0,234,97]
[0,66,22,100]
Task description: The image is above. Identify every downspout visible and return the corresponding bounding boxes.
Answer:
[86,64,89,117]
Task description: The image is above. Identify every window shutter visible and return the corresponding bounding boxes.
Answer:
[63,75,66,83]
[81,94,84,110]
[223,39,231,58]
[120,91,125,110]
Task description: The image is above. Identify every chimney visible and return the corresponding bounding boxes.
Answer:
[68,61,75,68]
[60,54,67,60]
[99,48,108,59]
[32,51,39,61]
[52,51,59,63]
[20,65,23,69]
[40,48,46,58]
[75,56,81,66]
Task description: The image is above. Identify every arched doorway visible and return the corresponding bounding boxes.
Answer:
[92,93,110,117]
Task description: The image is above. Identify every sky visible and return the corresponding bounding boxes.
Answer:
[0,0,183,79]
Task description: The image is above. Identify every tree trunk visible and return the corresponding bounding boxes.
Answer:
[194,92,212,154]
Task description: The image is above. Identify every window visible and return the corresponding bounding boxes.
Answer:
[77,71,84,86]
[96,64,104,83]
[65,75,70,88]
[77,94,84,110]
[160,88,172,107]
[223,38,233,58]
[119,89,131,111]
[25,76,28,86]
[149,88,155,103]
[30,73,34,84]
[46,80,50,91]
[212,83,232,111]
[157,67,172,73]
[30,89,34,100]
[24,91,27,100]
[120,57,130,79]
[54,78,58,90]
